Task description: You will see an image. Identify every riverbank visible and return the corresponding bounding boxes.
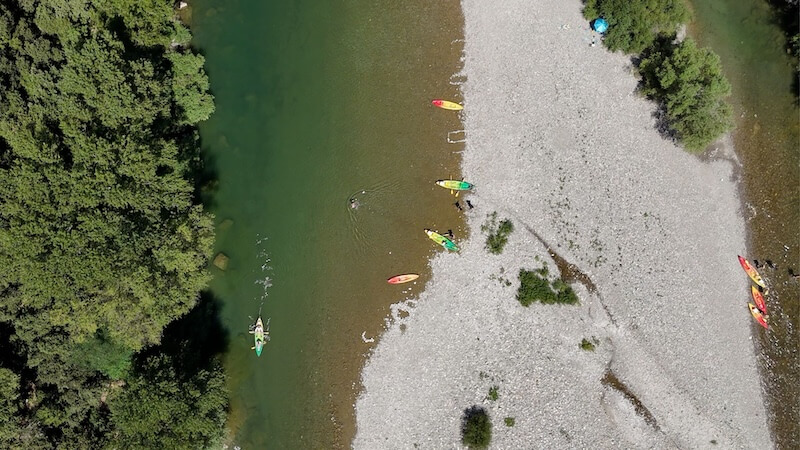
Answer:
[354,0,771,447]
[687,0,800,445]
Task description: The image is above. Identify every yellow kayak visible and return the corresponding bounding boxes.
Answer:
[432,99,463,111]
[436,180,473,191]
[738,255,766,289]
[425,229,458,252]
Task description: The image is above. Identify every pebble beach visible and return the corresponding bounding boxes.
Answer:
[354,0,772,448]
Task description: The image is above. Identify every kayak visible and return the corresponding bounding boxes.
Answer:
[387,274,420,284]
[748,303,768,329]
[750,285,767,314]
[737,255,766,289]
[436,180,473,191]
[252,317,265,357]
[431,99,463,111]
[425,229,458,252]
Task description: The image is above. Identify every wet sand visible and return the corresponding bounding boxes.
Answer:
[354,0,771,447]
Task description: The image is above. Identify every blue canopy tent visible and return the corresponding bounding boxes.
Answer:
[592,18,608,34]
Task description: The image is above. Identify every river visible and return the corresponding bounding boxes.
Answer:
[189,0,465,447]
[688,0,800,446]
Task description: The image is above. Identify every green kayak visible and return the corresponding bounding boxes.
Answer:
[436,179,473,191]
[425,229,459,252]
[251,317,265,356]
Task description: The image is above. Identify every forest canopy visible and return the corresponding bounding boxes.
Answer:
[583,0,690,54]
[0,0,225,447]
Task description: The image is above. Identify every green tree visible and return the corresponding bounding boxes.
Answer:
[109,353,227,449]
[639,38,733,151]
[0,0,221,446]
[461,406,491,449]
[583,0,690,54]
[0,0,214,352]
[169,52,215,124]
[70,330,133,380]
[0,368,20,443]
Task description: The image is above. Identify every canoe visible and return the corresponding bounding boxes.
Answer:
[436,180,473,191]
[750,285,767,314]
[387,274,420,284]
[425,229,458,252]
[253,317,265,357]
[431,99,463,111]
[737,255,766,289]
[748,303,768,329]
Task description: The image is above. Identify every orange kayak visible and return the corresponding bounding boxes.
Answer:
[750,285,767,314]
[431,99,463,111]
[748,303,768,329]
[387,274,419,285]
[737,255,766,289]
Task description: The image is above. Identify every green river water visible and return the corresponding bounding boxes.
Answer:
[190,0,464,447]
[688,0,799,446]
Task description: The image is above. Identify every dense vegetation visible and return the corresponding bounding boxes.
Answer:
[583,0,689,54]
[0,0,225,447]
[461,406,492,449]
[517,266,579,306]
[583,0,733,151]
[482,212,514,255]
[639,38,732,151]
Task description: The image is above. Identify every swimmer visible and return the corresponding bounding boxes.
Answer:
[349,198,360,210]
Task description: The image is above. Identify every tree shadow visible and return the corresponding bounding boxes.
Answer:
[134,291,229,377]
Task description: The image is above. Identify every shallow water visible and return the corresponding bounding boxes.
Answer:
[190,0,465,446]
[688,0,800,446]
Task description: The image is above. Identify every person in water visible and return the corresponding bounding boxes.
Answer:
[350,198,360,209]
[454,201,463,211]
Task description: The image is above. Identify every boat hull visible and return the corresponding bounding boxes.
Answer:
[750,285,767,314]
[748,303,768,329]
[431,99,463,111]
[738,255,766,289]
[388,274,420,284]
[254,318,264,356]
[425,229,458,252]
[436,180,473,191]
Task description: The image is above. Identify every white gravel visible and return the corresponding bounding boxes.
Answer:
[354,0,772,448]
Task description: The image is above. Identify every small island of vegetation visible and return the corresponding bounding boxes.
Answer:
[517,265,579,306]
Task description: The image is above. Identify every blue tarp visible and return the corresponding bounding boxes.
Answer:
[592,18,608,33]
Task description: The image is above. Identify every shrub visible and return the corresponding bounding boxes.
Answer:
[639,37,733,151]
[583,0,690,54]
[487,386,499,401]
[504,417,516,427]
[482,212,514,254]
[580,338,596,351]
[461,406,491,449]
[517,268,579,306]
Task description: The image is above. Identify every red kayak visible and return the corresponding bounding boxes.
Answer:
[748,303,768,329]
[738,255,766,289]
[750,285,767,314]
[387,274,419,285]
